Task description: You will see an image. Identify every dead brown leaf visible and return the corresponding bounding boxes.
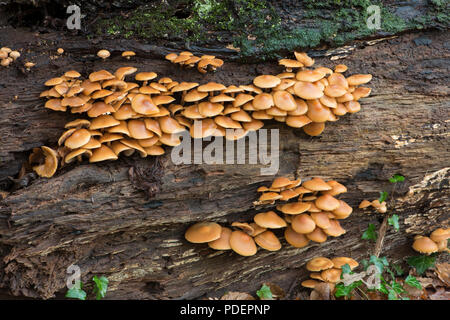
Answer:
[265,283,285,300]
[417,276,446,289]
[403,283,424,298]
[427,287,450,300]
[220,292,255,300]
[435,263,450,286]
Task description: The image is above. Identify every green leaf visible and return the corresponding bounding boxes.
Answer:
[66,282,87,300]
[92,276,109,300]
[388,289,398,300]
[369,255,389,273]
[361,259,369,271]
[392,263,404,276]
[362,224,377,241]
[386,267,396,281]
[407,255,436,275]
[334,280,362,298]
[378,281,389,295]
[391,281,406,294]
[256,284,273,300]
[341,263,352,276]
[405,275,422,289]
[388,214,400,232]
[379,191,388,203]
[389,174,405,183]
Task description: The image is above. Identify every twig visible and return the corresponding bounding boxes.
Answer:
[374,215,388,257]
[374,180,399,257]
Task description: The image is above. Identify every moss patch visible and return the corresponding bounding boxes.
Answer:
[94,0,449,61]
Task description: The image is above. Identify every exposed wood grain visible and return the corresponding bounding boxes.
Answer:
[0,28,448,299]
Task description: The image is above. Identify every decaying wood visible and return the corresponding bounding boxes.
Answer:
[0,28,449,299]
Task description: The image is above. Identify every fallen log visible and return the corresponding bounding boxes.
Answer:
[0,27,448,299]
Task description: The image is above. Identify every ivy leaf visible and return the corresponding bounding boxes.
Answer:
[388,289,398,300]
[334,280,363,298]
[362,224,377,241]
[386,267,396,281]
[256,284,273,300]
[369,255,389,273]
[65,282,86,300]
[378,280,389,295]
[405,275,422,289]
[392,263,404,276]
[388,214,400,232]
[92,276,109,300]
[379,191,388,203]
[391,281,406,294]
[407,255,436,275]
[341,263,352,276]
[389,174,405,183]
[361,259,369,271]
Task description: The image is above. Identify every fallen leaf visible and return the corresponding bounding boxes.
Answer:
[427,287,450,300]
[221,292,255,300]
[403,283,424,297]
[435,263,450,286]
[265,283,285,300]
[416,276,445,289]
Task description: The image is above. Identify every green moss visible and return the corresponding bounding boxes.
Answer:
[93,0,448,61]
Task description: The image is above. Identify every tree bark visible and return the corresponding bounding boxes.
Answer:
[0,27,449,299]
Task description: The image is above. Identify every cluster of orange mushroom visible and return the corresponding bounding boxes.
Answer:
[301,256,359,290]
[0,46,21,67]
[165,51,224,74]
[412,228,449,255]
[184,176,352,256]
[35,51,372,178]
[359,198,387,213]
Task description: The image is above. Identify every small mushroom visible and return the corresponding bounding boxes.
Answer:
[306,257,334,272]
[254,230,281,251]
[284,226,310,248]
[97,49,111,59]
[253,211,287,229]
[291,214,316,234]
[24,61,35,70]
[30,146,59,178]
[331,257,359,270]
[229,230,257,256]
[185,222,222,243]
[412,236,438,255]
[122,51,136,59]
[430,228,450,243]
[208,227,232,250]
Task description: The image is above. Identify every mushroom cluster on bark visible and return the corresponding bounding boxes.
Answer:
[0,46,21,67]
[184,176,353,256]
[412,228,450,255]
[359,198,387,213]
[36,52,372,178]
[165,51,224,74]
[301,256,359,291]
